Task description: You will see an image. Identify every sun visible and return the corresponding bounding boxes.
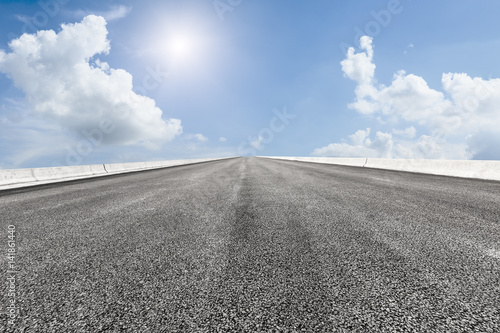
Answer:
[167,33,195,60]
[170,35,191,56]
[154,24,209,69]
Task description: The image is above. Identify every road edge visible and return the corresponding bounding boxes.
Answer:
[258,156,500,182]
[0,157,239,191]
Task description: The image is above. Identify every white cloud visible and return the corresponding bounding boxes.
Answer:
[392,126,416,139]
[313,128,468,160]
[404,43,414,55]
[0,15,182,150]
[14,15,32,25]
[194,133,208,142]
[70,5,132,22]
[184,133,208,142]
[313,128,394,158]
[340,36,375,85]
[314,36,500,160]
[219,137,227,142]
[102,5,132,21]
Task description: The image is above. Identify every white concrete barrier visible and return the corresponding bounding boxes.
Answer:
[0,157,237,190]
[103,159,226,174]
[0,168,36,186]
[260,156,500,182]
[144,161,166,168]
[33,165,94,181]
[259,156,366,168]
[90,164,108,176]
[364,158,500,181]
[103,162,149,173]
[103,158,235,174]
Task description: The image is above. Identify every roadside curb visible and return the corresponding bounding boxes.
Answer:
[0,157,238,190]
[258,156,500,182]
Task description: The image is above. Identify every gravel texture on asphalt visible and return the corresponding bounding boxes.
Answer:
[1,157,499,332]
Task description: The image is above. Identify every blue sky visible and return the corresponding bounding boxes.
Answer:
[1,0,500,168]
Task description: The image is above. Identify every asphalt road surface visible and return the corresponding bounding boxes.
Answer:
[1,157,499,332]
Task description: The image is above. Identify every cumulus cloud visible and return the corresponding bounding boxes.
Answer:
[392,126,416,139]
[313,128,468,160]
[341,36,376,85]
[315,36,500,160]
[0,15,182,149]
[313,128,393,158]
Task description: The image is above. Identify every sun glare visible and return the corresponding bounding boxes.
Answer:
[170,35,191,57]
[167,33,197,62]
[153,21,211,70]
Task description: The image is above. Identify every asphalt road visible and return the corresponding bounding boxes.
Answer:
[1,157,499,332]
